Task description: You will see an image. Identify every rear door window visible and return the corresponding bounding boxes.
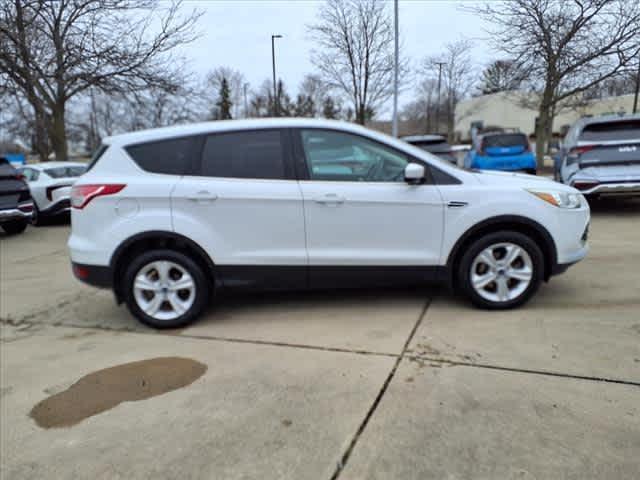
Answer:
[126,137,198,175]
[579,120,640,142]
[200,130,287,180]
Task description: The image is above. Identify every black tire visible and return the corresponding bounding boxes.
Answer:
[526,168,537,175]
[122,249,210,329]
[31,204,42,226]
[457,231,544,310]
[2,219,28,235]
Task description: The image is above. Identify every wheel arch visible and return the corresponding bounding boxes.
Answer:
[446,215,558,286]
[110,231,216,303]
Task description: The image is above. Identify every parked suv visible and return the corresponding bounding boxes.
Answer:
[17,162,86,225]
[69,119,590,328]
[0,156,33,235]
[556,114,640,198]
[403,135,457,164]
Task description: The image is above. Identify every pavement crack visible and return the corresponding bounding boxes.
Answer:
[329,298,432,480]
[1,319,400,358]
[407,355,640,388]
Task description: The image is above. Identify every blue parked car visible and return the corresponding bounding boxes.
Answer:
[464,131,536,174]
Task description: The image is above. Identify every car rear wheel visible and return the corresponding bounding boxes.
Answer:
[2,219,28,235]
[122,249,210,329]
[458,231,543,309]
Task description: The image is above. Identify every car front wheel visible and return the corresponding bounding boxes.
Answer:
[458,231,543,309]
[122,249,210,329]
[2,219,28,235]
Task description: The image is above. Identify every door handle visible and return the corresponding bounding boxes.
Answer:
[313,193,345,206]
[187,191,218,202]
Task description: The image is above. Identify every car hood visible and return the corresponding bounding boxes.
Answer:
[473,169,550,184]
[472,169,576,192]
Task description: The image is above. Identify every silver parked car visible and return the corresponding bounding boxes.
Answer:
[557,114,640,198]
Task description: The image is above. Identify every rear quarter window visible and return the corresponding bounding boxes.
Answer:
[85,145,109,172]
[126,136,198,175]
[579,120,640,142]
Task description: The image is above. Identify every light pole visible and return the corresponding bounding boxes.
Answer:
[435,61,446,134]
[391,0,399,137]
[271,34,283,116]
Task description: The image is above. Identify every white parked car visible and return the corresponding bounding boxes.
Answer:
[17,162,86,224]
[68,119,590,328]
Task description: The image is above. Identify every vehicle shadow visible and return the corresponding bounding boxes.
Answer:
[197,285,444,326]
[588,197,640,217]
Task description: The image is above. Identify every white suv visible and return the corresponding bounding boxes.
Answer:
[69,119,590,328]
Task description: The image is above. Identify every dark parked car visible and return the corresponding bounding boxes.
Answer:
[0,156,33,235]
[403,135,457,163]
[557,114,640,198]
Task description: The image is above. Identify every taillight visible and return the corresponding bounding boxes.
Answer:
[71,184,125,209]
[569,145,596,156]
[572,180,599,191]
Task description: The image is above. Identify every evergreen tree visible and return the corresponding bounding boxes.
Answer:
[322,96,340,119]
[215,77,233,120]
[294,94,315,117]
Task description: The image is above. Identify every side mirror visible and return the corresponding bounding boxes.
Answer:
[404,163,425,184]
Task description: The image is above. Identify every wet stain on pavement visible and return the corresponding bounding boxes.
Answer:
[30,357,207,429]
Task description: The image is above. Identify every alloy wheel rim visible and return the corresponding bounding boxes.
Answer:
[470,242,533,303]
[133,260,195,321]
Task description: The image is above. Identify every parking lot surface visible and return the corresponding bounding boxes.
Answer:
[1,198,639,479]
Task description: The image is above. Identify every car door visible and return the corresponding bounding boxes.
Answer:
[171,128,306,290]
[294,128,444,288]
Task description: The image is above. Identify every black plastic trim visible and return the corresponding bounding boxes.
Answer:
[446,215,559,280]
[215,265,447,291]
[71,262,112,288]
[109,231,217,301]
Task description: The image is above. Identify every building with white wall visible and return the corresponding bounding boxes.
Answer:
[454,91,636,142]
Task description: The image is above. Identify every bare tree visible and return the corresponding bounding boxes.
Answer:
[478,60,525,95]
[298,74,329,117]
[421,40,475,140]
[0,0,201,161]
[472,0,640,168]
[308,0,404,124]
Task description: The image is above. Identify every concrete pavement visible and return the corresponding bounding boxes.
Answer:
[1,197,639,479]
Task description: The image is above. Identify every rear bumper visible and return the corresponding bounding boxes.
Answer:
[71,262,112,288]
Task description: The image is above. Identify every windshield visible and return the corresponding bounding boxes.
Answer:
[482,134,528,148]
[579,120,640,142]
[44,166,86,178]
[0,157,17,176]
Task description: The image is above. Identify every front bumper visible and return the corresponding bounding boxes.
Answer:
[41,198,71,216]
[0,201,34,221]
[576,181,640,196]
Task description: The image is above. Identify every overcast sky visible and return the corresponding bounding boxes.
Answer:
[181,0,495,117]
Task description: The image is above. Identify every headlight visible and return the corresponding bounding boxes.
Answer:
[527,189,582,209]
